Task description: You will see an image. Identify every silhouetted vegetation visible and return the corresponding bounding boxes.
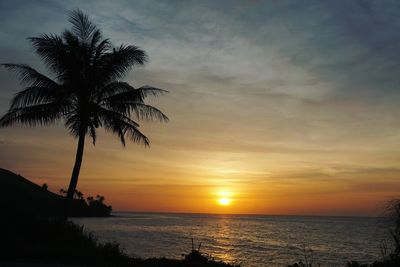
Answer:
[59,188,112,216]
[1,215,238,267]
[0,9,168,218]
[41,183,48,190]
[0,168,111,217]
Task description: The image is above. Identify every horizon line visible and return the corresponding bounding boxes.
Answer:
[112,210,380,219]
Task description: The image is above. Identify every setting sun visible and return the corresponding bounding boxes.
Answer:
[218,198,231,206]
[216,190,233,206]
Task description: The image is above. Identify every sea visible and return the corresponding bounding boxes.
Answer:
[73,213,392,267]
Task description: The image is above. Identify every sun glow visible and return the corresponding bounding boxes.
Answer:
[216,190,233,206]
[218,197,231,206]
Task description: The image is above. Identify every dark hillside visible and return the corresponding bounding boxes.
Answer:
[0,168,63,217]
[0,168,110,217]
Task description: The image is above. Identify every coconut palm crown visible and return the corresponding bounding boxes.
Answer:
[0,9,168,216]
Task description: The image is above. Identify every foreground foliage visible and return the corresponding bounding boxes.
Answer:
[0,215,238,267]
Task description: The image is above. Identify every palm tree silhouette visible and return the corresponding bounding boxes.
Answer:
[0,9,168,217]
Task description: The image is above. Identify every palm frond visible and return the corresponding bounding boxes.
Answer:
[0,103,64,127]
[64,110,98,138]
[11,85,61,109]
[2,64,59,87]
[68,9,98,42]
[96,82,133,101]
[124,124,149,146]
[62,30,82,51]
[122,102,169,122]
[103,114,149,146]
[97,44,147,83]
[95,105,148,146]
[89,124,97,145]
[29,34,67,77]
[102,84,168,103]
[102,87,168,122]
[137,85,169,98]
[93,39,111,63]
[64,113,83,137]
[89,29,103,56]
[95,105,140,127]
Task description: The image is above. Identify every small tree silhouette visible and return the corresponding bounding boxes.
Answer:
[59,189,67,196]
[96,195,105,203]
[86,195,111,216]
[75,190,84,200]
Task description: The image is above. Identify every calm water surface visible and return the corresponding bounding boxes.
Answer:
[73,213,391,267]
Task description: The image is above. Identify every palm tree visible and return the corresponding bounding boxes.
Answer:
[0,9,168,217]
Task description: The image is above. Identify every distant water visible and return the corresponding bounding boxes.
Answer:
[73,213,391,267]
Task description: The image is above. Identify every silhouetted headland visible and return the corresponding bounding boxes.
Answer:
[0,168,111,218]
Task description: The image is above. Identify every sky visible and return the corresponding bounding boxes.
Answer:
[0,0,400,216]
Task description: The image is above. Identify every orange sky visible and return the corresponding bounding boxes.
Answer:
[1,119,398,216]
[1,1,400,216]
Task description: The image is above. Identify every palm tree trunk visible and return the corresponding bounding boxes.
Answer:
[65,132,86,218]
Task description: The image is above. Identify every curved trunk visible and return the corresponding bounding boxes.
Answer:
[65,132,86,218]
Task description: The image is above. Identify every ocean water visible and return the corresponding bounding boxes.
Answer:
[73,213,391,267]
